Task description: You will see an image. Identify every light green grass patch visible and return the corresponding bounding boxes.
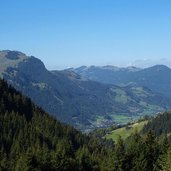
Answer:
[113,89,131,104]
[110,114,133,123]
[131,87,150,97]
[105,121,148,142]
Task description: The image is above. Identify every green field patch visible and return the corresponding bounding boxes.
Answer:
[131,87,150,97]
[113,89,131,104]
[105,121,148,142]
[110,114,133,123]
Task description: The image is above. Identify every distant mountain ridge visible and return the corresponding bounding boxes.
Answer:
[69,65,141,73]
[0,50,171,131]
[70,65,171,98]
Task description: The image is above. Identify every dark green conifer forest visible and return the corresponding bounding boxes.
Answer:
[0,78,171,171]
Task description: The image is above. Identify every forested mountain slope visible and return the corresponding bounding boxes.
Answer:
[142,111,171,137]
[1,78,171,170]
[1,50,171,131]
[0,78,114,170]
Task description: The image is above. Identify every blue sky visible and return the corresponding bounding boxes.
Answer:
[0,0,171,69]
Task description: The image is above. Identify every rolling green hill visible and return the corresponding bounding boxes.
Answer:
[105,121,147,142]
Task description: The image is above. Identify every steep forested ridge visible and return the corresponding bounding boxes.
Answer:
[142,112,171,137]
[0,78,113,170]
[1,78,171,170]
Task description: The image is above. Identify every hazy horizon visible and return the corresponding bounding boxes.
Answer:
[48,58,171,70]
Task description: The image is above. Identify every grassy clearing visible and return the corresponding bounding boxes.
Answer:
[113,89,131,104]
[110,114,133,123]
[105,120,147,142]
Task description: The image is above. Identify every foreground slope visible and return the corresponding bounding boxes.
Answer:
[0,78,114,170]
[1,50,171,131]
[1,78,171,171]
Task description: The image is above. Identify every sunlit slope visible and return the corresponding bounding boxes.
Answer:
[105,121,147,141]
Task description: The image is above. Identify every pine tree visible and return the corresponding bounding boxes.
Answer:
[113,136,126,171]
[160,146,171,171]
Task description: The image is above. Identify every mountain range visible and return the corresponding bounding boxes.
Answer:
[0,50,171,131]
[70,65,171,98]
